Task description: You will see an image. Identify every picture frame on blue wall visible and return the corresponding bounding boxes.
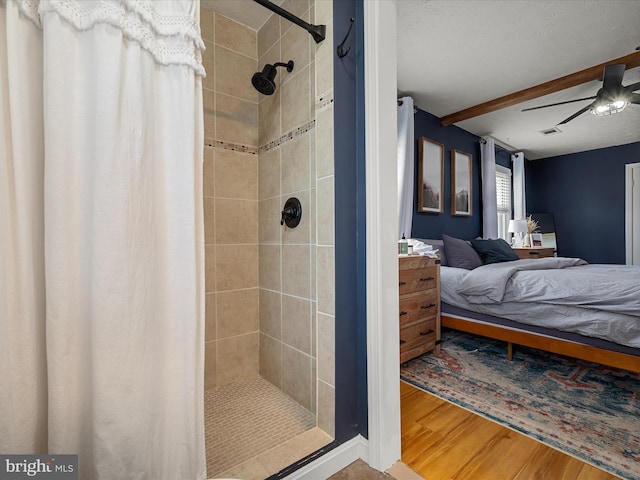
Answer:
[418,136,444,214]
[451,149,472,216]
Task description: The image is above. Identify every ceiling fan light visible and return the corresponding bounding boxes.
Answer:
[591,100,628,116]
[612,100,627,109]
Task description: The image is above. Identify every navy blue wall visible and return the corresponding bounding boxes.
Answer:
[495,150,512,169]
[526,141,640,264]
[333,0,368,443]
[411,110,483,241]
[409,109,638,263]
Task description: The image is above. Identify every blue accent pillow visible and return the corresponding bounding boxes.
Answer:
[442,234,483,270]
[470,238,519,264]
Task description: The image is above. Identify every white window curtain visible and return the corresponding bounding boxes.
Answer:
[397,96,414,239]
[512,152,526,219]
[1,2,206,479]
[480,136,498,239]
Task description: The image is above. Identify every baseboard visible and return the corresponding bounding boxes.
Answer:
[281,435,369,480]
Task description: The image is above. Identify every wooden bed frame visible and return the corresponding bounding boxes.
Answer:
[442,313,640,373]
[416,240,640,373]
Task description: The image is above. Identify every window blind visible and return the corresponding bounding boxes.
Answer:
[496,166,512,241]
[496,170,511,211]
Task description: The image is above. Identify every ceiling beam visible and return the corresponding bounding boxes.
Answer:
[439,51,640,126]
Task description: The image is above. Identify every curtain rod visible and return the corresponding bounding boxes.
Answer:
[480,137,518,155]
[253,0,325,43]
[397,99,418,113]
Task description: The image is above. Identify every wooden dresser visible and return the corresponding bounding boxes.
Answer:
[398,255,441,363]
[512,247,555,259]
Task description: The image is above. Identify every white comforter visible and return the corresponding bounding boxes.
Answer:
[441,258,640,348]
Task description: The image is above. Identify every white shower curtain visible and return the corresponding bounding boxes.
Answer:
[1,1,206,479]
[397,96,414,239]
[480,136,498,239]
[0,0,47,455]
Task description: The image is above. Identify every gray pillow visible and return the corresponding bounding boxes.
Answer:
[442,234,483,270]
[470,238,519,264]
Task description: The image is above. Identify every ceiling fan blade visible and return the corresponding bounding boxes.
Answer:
[625,81,640,93]
[602,64,626,91]
[521,96,596,112]
[557,104,593,125]
[629,93,640,105]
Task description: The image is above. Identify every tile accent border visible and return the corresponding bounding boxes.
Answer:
[205,120,316,156]
[205,139,258,155]
[205,90,334,157]
[316,89,334,113]
[258,119,316,155]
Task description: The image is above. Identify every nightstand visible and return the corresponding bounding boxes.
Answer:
[398,255,441,363]
[512,247,555,259]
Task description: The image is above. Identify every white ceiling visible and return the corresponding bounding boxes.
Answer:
[204,0,640,160]
[397,0,640,159]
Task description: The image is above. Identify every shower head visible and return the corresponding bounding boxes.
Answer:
[251,60,294,95]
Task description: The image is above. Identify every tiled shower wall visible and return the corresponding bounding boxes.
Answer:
[201,8,260,388]
[200,1,335,435]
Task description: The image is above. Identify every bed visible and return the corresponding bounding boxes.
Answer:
[417,238,640,373]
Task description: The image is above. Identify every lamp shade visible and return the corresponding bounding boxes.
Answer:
[508,219,527,233]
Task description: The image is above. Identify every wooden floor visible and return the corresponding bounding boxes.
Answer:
[400,381,620,480]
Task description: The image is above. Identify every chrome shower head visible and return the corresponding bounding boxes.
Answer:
[251,60,294,95]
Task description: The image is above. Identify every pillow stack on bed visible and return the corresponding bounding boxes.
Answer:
[470,238,520,264]
[442,234,519,269]
[441,234,482,269]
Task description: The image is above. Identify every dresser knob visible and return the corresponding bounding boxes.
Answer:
[399,281,407,286]
[419,329,434,336]
[420,303,436,309]
[419,276,434,282]
[399,311,407,316]
[399,339,406,345]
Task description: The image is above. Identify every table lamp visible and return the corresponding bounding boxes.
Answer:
[508,219,528,247]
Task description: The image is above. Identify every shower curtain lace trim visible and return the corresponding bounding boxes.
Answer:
[6,0,41,26]
[10,0,206,77]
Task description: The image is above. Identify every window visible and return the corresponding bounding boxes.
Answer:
[496,165,512,241]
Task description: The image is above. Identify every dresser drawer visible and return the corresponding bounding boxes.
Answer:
[513,247,555,259]
[399,266,438,295]
[399,290,438,327]
[400,318,436,350]
[398,255,441,363]
[399,319,437,363]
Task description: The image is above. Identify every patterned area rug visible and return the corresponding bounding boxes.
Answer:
[400,329,640,480]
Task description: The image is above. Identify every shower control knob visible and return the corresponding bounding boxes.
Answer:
[280,197,302,228]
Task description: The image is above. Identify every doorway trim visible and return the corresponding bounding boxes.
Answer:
[625,162,640,265]
[363,0,402,471]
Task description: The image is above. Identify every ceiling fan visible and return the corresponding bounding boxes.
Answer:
[522,64,640,125]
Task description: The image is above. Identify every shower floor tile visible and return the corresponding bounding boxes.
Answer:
[205,375,318,478]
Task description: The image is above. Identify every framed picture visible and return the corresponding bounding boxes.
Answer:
[530,233,543,247]
[451,149,472,216]
[418,137,444,214]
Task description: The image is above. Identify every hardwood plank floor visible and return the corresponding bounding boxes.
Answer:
[400,381,619,480]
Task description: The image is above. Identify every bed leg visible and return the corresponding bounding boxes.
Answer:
[507,342,513,361]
